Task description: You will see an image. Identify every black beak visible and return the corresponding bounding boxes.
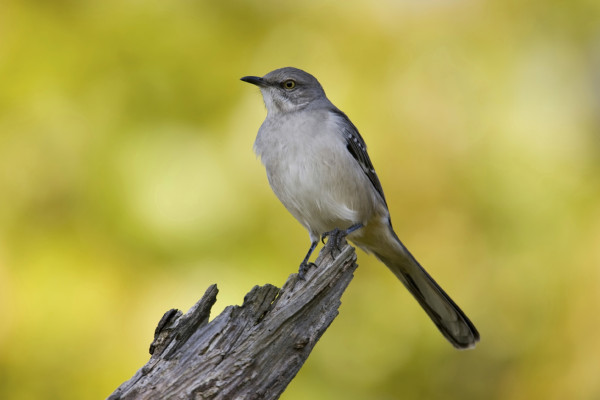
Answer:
[240,76,265,87]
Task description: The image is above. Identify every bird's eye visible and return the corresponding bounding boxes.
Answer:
[282,79,296,90]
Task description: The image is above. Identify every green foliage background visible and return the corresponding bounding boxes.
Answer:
[1,0,599,399]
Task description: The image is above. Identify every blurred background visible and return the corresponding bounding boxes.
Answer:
[1,0,599,399]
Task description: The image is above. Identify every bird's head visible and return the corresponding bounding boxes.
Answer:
[241,67,327,115]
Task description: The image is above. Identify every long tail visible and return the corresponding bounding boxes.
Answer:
[364,228,480,349]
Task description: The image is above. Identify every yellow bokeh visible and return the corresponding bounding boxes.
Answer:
[1,0,599,399]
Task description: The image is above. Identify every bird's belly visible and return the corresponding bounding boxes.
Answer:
[266,154,377,235]
[256,110,385,236]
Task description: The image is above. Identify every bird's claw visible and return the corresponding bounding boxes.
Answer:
[321,228,340,244]
[321,223,363,251]
[321,228,344,251]
[298,261,317,280]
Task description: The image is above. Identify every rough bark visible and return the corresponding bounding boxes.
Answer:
[108,240,358,400]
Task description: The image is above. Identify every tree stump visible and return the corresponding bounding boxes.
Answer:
[108,240,358,400]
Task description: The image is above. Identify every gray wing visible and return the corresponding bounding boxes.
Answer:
[331,109,388,206]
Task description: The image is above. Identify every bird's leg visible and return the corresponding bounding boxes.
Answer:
[298,240,319,280]
[321,223,363,250]
[298,223,363,279]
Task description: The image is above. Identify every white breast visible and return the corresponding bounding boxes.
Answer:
[253,109,381,237]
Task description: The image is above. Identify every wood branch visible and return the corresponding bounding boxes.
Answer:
[108,240,358,400]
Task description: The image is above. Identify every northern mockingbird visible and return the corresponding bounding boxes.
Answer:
[241,67,479,349]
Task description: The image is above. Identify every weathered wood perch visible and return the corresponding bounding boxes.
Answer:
[108,240,358,400]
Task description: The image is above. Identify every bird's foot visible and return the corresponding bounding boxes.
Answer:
[321,228,343,249]
[298,261,317,280]
[321,223,363,251]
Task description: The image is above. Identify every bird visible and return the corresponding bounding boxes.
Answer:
[241,67,479,349]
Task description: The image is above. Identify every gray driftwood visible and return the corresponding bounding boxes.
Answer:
[108,240,358,400]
